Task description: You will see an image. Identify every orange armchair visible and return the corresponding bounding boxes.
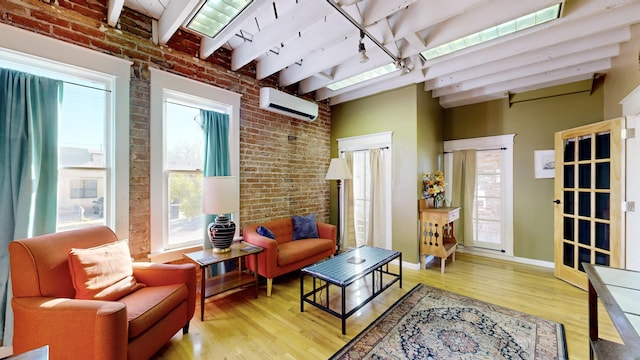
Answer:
[9,226,196,360]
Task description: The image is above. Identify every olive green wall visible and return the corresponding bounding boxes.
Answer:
[417,82,445,177]
[330,84,443,262]
[443,84,605,261]
[604,23,640,118]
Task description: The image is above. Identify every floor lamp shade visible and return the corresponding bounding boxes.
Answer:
[203,176,239,252]
[325,158,353,180]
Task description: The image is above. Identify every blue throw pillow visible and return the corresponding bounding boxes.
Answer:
[256,225,275,239]
[292,214,319,240]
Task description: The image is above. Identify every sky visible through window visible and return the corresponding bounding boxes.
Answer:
[59,83,106,152]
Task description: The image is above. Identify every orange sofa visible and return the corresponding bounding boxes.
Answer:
[9,226,196,360]
[243,218,336,296]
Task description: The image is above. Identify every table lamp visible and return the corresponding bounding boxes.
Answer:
[325,158,353,251]
[202,176,239,253]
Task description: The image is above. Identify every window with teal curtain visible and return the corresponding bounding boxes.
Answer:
[0,68,63,346]
[201,110,231,275]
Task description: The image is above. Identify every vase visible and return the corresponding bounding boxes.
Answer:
[435,198,444,208]
[425,197,435,208]
[208,215,236,253]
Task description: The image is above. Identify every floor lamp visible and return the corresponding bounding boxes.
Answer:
[325,158,353,252]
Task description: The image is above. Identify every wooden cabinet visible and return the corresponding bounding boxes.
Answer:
[418,200,460,273]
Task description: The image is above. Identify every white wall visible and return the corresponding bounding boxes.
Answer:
[621,86,640,270]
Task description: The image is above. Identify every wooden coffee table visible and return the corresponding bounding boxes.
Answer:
[300,246,402,334]
[184,242,263,321]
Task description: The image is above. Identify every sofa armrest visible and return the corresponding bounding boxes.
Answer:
[317,222,337,251]
[12,297,127,360]
[242,227,279,277]
[132,262,196,321]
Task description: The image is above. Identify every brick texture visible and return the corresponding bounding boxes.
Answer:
[0,0,332,259]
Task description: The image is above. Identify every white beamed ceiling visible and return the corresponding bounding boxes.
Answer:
[110,0,640,108]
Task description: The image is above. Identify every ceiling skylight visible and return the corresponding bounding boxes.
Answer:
[420,3,562,61]
[327,63,398,91]
[186,0,253,38]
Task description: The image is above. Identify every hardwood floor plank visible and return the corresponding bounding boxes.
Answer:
[151,253,619,360]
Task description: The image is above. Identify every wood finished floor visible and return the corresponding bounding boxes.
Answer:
[151,253,620,360]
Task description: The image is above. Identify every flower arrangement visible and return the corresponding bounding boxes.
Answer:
[423,170,446,203]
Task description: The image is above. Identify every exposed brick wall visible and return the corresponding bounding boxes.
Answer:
[0,0,332,259]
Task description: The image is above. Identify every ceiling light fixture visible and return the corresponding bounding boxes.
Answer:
[358,30,369,63]
[420,3,563,61]
[186,0,254,38]
[327,63,397,91]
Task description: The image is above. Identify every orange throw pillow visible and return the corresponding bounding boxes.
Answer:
[68,239,145,301]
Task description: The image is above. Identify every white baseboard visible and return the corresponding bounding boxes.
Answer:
[455,247,554,268]
[396,248,554,271]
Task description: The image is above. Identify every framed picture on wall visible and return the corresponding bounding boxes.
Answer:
[534,150,555,178]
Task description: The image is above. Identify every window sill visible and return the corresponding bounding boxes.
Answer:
[148,245,203,263]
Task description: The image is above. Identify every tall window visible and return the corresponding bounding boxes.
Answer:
[0,25,130,238]
[0,56,115,233]
[338,132,392,250]
[150,68,240,258]
[444,134,514,255]
[352,151,370,246]
[473,150,504,249]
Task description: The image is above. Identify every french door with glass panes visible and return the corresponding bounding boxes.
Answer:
[553,118,625,290]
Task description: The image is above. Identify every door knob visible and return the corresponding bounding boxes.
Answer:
[553,199,561,204]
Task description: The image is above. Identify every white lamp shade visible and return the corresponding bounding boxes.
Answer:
[202,176,239,215]
[325,158,353,180]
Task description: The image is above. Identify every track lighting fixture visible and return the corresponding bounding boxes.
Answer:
[358,30,369,63]
[394,59,410,74]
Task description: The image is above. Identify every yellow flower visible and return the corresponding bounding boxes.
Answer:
[422,170,446,201]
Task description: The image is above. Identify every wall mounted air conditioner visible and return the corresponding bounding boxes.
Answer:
[259,87,318,121]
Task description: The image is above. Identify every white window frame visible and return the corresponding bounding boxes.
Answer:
[444,134,515,257]
[149,68,240,260]
[337,131,393,250]
[0,23,131,240]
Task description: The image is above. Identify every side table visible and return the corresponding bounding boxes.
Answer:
[418,202,460,273]
[184,241,263,321]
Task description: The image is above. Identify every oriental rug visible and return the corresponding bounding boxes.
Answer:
[331,283,568,359]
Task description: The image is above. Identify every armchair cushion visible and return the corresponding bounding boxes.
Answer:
[256,225,275,239]
[292,213,319,240]
[68,239,145,301]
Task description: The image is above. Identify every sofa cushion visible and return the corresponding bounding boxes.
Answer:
[257,225,275,239]
[68,239,145,301]
[119,284,188,339]
[277,239,333,266]
[292,214,319,240]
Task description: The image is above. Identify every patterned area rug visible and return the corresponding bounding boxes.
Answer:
[331,283,568,359]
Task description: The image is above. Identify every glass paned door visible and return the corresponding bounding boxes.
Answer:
[554,118,624,290]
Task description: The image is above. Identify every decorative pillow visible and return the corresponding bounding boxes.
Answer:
[257,225,275,239]
[68,239,145,301]
[292,214,319,240]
